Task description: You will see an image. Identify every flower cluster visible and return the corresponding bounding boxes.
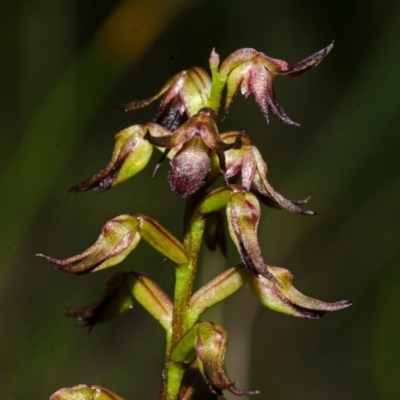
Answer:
[40,43,351,399]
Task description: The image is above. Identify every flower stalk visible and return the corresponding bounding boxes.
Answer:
[161,202,206,400]
[39,43,353,400]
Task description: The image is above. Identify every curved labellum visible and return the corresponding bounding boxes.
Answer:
[250,266,353,319]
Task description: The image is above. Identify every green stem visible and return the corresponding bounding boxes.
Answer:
[160,201,206,400]
[208,69,227,114]
[160,56,225,399]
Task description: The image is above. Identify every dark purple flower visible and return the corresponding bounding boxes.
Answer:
[146,108,241,197]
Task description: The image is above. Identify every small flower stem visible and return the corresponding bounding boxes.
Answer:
[160,199,206,400]
[208,70,227,114]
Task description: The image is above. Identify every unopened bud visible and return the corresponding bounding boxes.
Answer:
[37,215,140,274]
[69,125,152,192]
[50,384,124,400]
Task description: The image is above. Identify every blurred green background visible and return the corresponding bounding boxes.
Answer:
[1,0,400,399]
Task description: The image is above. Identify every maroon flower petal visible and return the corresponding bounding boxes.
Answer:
[282,41,334,78]
[263,69,299,126]
[146,121,196,148]
[248,63,270,120]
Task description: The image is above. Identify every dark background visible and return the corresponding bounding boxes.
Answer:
[1,0,400,399]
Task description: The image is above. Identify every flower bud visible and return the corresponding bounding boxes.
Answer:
[37,215,140,274]
[226,190,277,282]
[168,136,211,197]
[194,322,259,396]
[113,67,212,124]
[37,214,188,274]
[50,384,124,400]
[250,266,353,319]
[68,271,173,331]
[69,125,152,192]
[67,272,136,330]
[171,321,258,396]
